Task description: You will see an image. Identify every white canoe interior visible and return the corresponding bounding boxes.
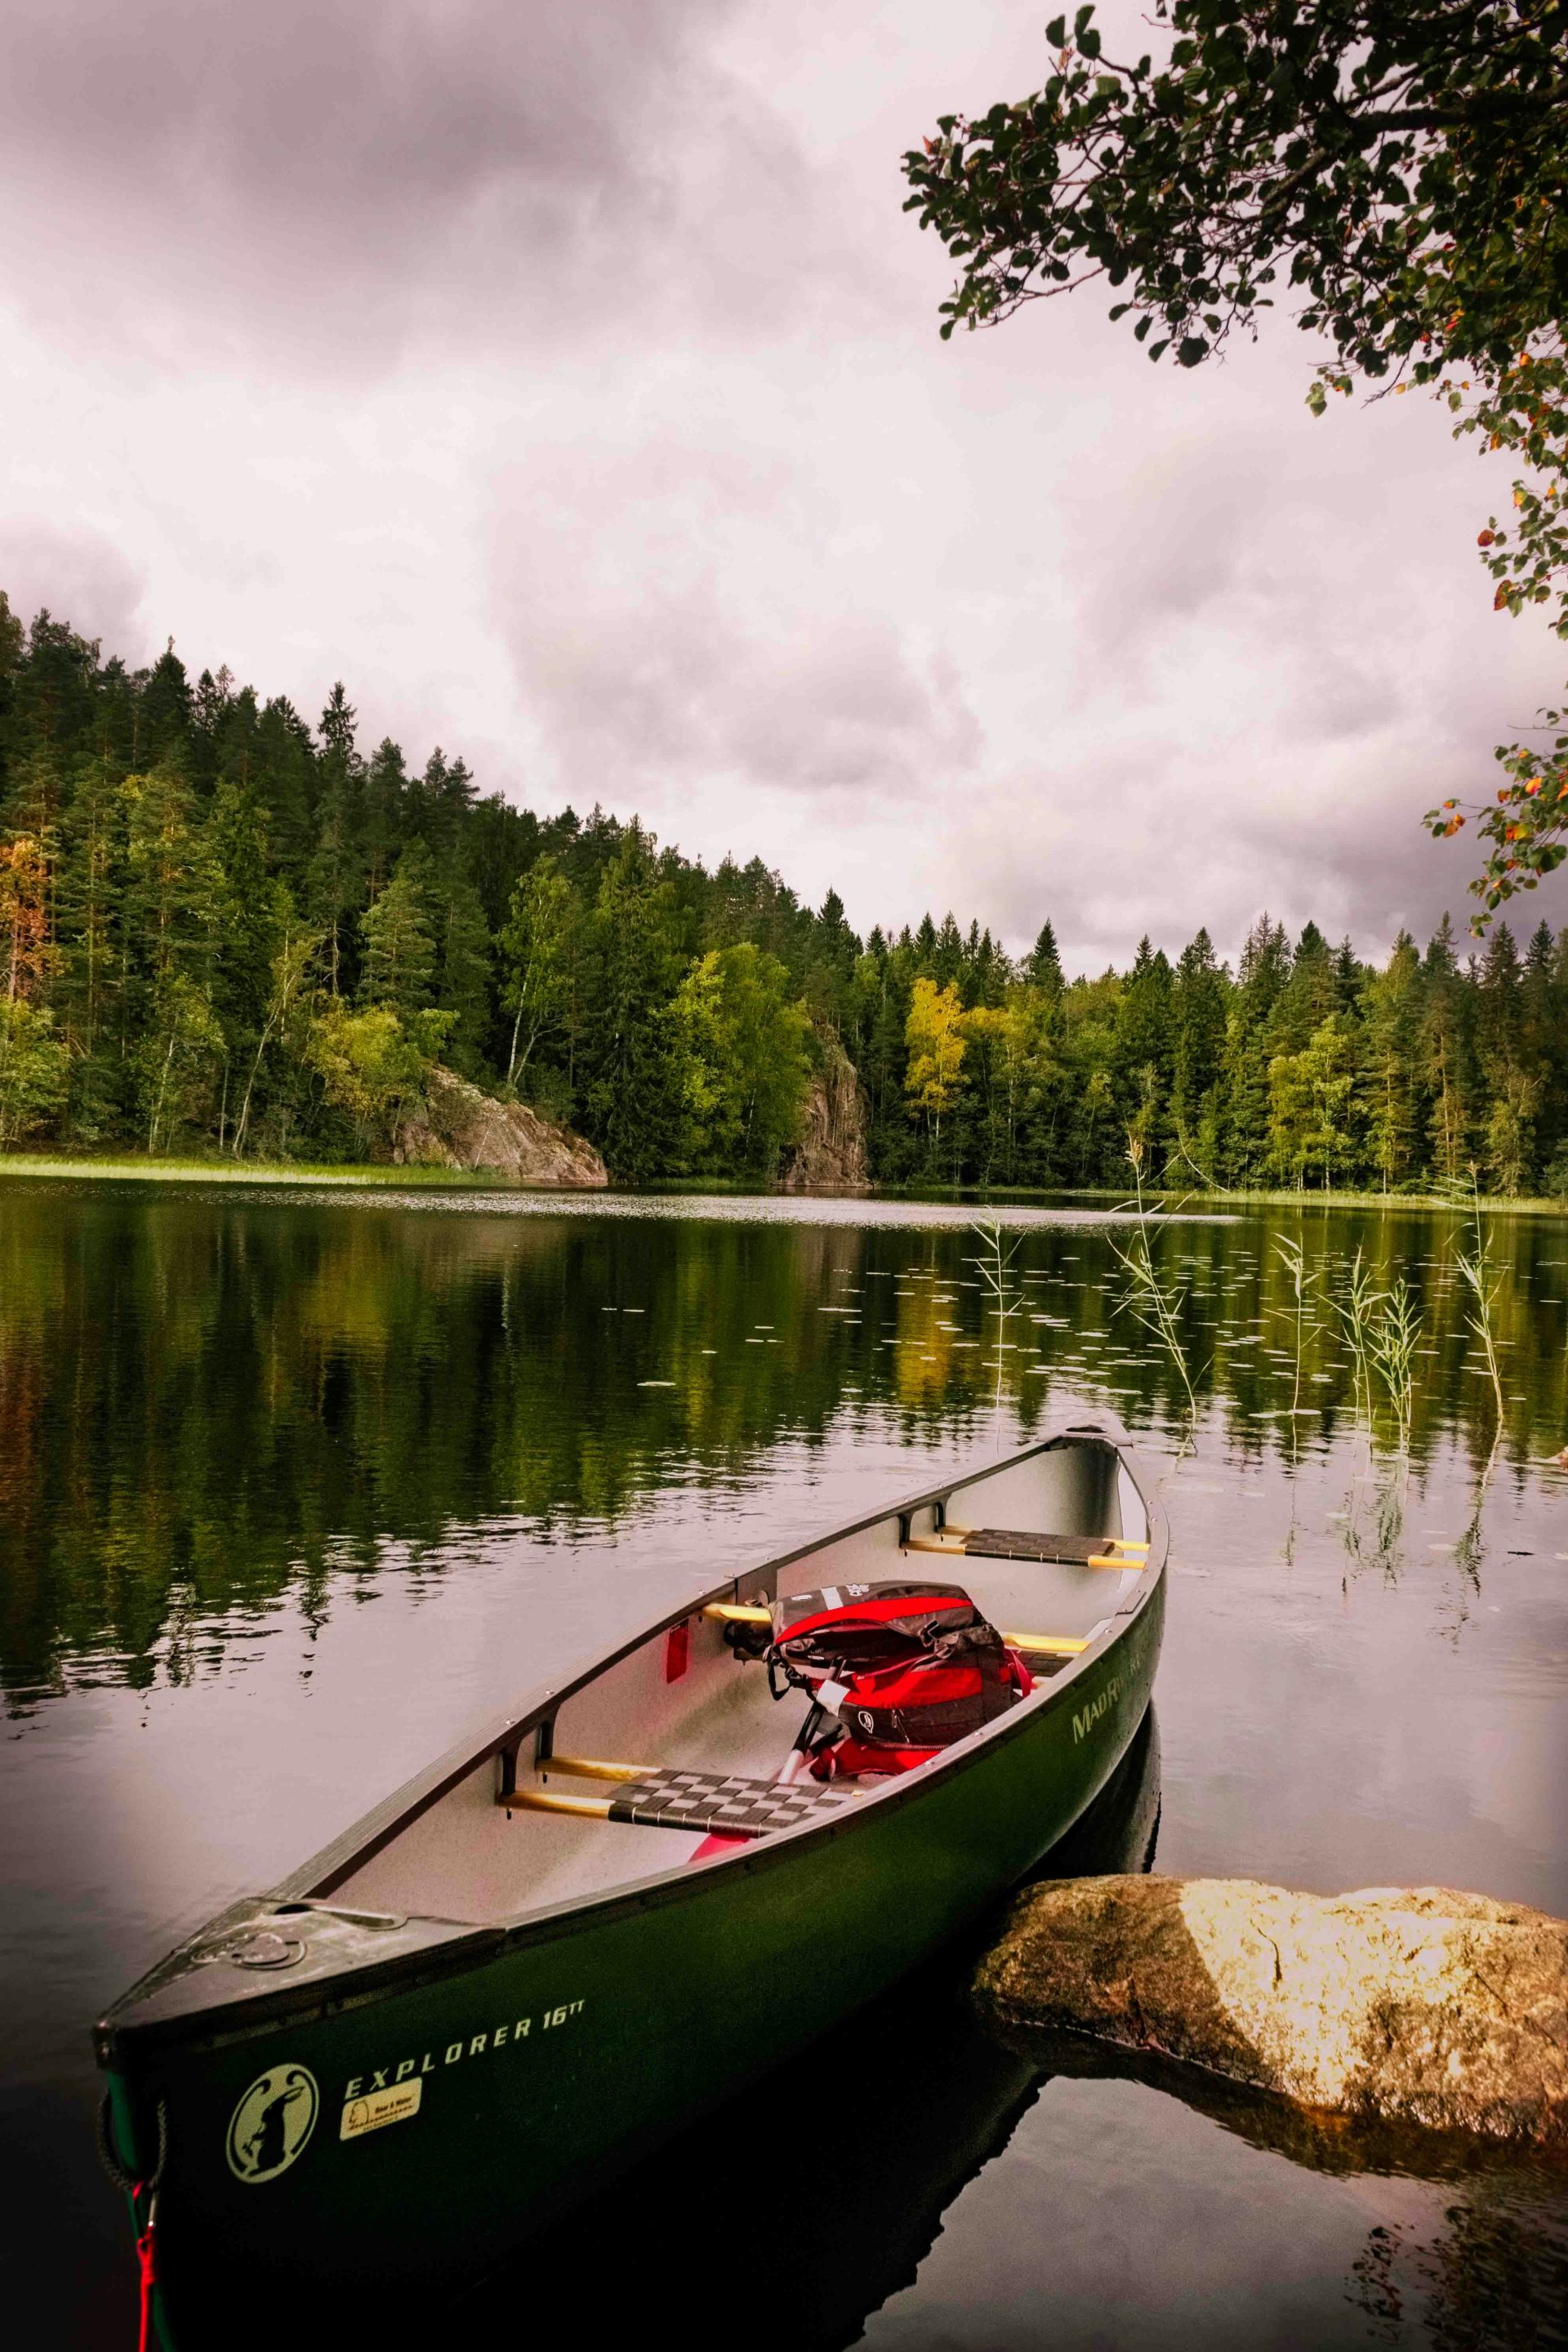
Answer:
[322,1437,1150,1928]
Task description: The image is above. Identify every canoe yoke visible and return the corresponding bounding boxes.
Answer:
[497,1764,853,1840]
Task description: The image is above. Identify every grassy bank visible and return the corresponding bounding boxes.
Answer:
[0,1152,556,1192]
[1147,1185,1567,1218]
[876,1178,1568,1218]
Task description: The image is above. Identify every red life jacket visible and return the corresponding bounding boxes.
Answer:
[767,1581,1031,1780]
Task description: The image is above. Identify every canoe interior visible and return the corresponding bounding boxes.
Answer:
[320,1435,1149,1927]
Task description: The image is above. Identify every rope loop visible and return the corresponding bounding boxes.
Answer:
[96,2090,168,2198]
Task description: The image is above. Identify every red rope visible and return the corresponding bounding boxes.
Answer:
[131,2184,158,2352]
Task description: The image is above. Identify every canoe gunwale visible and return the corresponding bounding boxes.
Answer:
[96,1415,1167,2065]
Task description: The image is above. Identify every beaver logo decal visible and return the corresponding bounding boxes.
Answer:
[225,2065,319,2183]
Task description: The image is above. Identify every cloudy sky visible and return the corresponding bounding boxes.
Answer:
[3,0,1563,972]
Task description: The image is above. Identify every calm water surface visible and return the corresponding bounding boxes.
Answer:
[1,1181,1565,2348]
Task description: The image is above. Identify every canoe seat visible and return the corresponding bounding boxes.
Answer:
[907,1528,1147,1570]
[500,1766,853,1840]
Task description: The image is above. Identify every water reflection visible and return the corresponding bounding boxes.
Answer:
[985,2031,1568,2352]
[2,1187,1565,1707]
[5,1183,1566,2349]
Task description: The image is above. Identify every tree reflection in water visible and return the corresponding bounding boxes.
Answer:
[2,1187,1566,1708]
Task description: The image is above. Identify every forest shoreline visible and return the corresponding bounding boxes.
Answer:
[7,602,1568,1204]
[3,1150,1566,1217]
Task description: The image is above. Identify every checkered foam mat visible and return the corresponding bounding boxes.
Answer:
[961,1528,1106,1563]
[605,1768,852,1838]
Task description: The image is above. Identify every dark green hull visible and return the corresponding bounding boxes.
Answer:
[104,1585,1160,2314]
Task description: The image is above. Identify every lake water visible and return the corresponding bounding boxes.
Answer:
[2,1180,1565,2349]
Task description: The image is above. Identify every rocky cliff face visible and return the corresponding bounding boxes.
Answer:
[395,1067,608,1187]
[781,1036,871,1193]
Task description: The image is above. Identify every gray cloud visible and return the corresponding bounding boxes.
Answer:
[1,0,1561,967]
[1,519,148,657]
[491,525,980,804]
[0,0,852,367]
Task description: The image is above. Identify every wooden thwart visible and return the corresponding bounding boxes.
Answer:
[501,1788,616,1821]
[702,1598,1089,1656]
[907,1528,1148,1572]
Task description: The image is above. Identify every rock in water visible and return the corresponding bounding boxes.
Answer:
[974,1877,1568,2144]
[394,1069,608,1186]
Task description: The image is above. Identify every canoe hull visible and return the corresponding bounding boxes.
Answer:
[115,1579,1162,2307]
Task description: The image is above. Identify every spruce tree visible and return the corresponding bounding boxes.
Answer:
[1171,929,1227,1176]
[359,844,437,1021]
[575,827,683,1181]
[1025,920,1064,996]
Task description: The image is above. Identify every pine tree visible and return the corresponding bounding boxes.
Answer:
[1170,929,1228,1178]
[1420,915,1473,1178]
[1025,919,1064,996]
[1115,938,1175,1168]
[359,844,437,1019]
[1358,932,1421,1191]
[140,644,194,764]
[575,827,683,1181]
[804,888,861,1028]
[1271,921,1337,1050]
[1221,916,1290,1183]
[432,872,493,1076]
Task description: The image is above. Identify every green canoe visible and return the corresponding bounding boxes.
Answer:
[95,1414,1167,2335]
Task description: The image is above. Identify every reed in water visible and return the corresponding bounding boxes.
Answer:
[1107,1143,1204,1442]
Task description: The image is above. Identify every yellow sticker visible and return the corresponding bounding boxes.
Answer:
[340,2078,422,2141]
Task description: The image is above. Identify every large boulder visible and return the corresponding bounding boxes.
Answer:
[974,1876,1568,2145]
[781,1036,870,1192]
[395,1067,608,1187]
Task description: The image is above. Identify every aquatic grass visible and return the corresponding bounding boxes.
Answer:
[1449,1169,1508,1445]
[1106,1144,1204,1443]
[967,1217,1027,1427]
[1330,1247,1381,1432]
[1366,1279,1422,1455]
[1272,1237,1321,1439]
